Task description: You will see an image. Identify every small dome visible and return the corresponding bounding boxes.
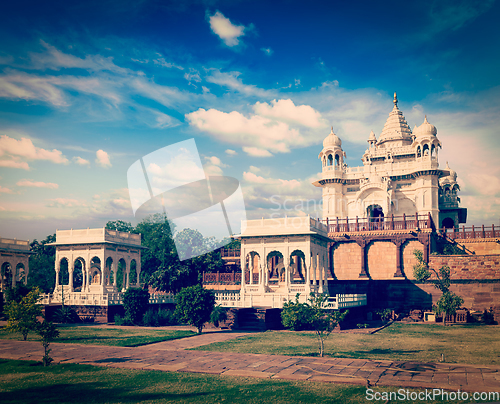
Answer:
[368,130,376,142]
[414,116,437,137]
[323,127,342,148]
[445,161,457,181]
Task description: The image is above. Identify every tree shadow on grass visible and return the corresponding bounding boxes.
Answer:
[1,382,211,404]
[336,348,423,358]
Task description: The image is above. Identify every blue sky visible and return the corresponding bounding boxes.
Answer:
[1,0,499,240]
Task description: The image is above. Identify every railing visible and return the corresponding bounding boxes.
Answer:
[203,272,244,284]
[439,225,499,240]
[323,213,434,233]
[40,292,175,306]
[221,248,240,257]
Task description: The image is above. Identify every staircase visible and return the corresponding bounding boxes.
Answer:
[235,308,266,331]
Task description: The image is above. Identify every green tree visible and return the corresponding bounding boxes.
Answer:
[28,235,56,293]
[135,213,177,285]
[122,287,150,324]
[413,250,464,325]
[149,227,224,293]
[106,220,135,233]
[5,287,42,340]
[281,293,348,357]
[281,294,313,331]
[37,321,59,366]
[174,284,215,334]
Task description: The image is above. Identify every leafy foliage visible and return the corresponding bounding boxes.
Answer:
[376,308,393,323]
[210,305,228,327]
[142,308,178,327]
[281,293,348,357]
[412,249,464,325]
[105,220,135,233]
[4,284,33,304]
[122,288,150,324]
[52,306,80,324]
[104,215,225,293]
[28,235,56,293]
[5,287,42,340]
[37,321,59,366]
[174,285,215,333]
[281,294,313,331]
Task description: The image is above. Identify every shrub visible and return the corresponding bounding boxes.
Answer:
[174,285,215,333]
[53,306,80,323]
[37,321,59,366]
[210,305,228,327]
[5,287,42,341]
[158,309,178,326]
[281,294,313,331]
[114,314,133,326]
[376,308,392,323]
[282,293,348,357]
[122,288,150,324]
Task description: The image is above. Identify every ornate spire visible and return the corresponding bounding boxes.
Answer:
[393,92,398,107]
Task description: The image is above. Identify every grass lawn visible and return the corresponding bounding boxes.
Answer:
[193,323,500,366]
[0,359,484,404]
[0,325,195,347]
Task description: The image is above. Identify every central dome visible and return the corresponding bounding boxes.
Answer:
[323,127,342,148]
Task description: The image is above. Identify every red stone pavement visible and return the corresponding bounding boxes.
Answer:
[0,329,499,393]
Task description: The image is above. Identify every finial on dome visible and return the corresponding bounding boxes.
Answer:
[446,161,450,169]
[331,126,334,133]
[393,92,398,106]
[424,115,428,123]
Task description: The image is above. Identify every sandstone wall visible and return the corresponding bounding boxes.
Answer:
[332,242,361,279]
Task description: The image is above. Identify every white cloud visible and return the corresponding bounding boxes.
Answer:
[208,11,246,47]
[261,48,273,56]
[46,198,86,208]
[73,156,90,166]
[242,147,273,157]
[186,99,328,156]
[203,155,227,176]
[0,186,13,193]
[0,159,30,170]
[225,149,237,156]
[187,108,307,156]
[0,134,68,169]
[241,170,323,218]
[17,179,59,189]
[205,70,273,98]
[253,99,326,128]
[95,149,111,168]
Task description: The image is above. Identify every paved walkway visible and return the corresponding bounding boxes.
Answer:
[1,331,499,392]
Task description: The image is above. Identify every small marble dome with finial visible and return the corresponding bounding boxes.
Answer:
[323,126,342,148]
[368,130,376,142]
[414,116,438,137]
[443,161,457,182]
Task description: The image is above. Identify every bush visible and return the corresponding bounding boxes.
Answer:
[37,321,59,366]
[114,314,133,326]
[210,305,228,328]
[175,285,215,333]
[53,306,80,323]
[281,294,313,331]
[376,308,392,323]
[141,308,178,327]
[5,287,42,341]
[122,288,150,324]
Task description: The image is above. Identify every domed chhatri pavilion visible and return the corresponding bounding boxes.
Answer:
[313,93,467,230]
